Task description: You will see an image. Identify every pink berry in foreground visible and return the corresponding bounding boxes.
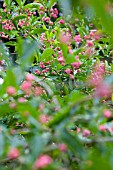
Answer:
[95,82,111,98]
[26,73,34,82]
[21,81,32,92]
[58,19,65,24]
[39,114,50,124]
[34,155,52,169]
[6,86,16,96]
[103,109,112,118]
[58,143,67,152]
[8,148,20,160]
[82,129,90,137]
[99,124,106,132]
[86,40,94,47]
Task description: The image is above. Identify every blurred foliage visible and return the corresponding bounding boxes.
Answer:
[0,0,113,169]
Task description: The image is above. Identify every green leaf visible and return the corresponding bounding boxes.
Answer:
[0,69,18,97]
[67,90,84,103]
[66,54,77,64]
[15,37,24,57]
[30,135,45,161]
[5,41,16,46]
[58,0,72,17]
[59,128,85,158]
[20,40,41,69]
[59,43,68,59]
[23,3,42,9]
[88,0,113,36]
[47,92,86,127]
[32,28,46,34]
[15,0,22,7]
[0,133,4,156]
[4,0,12,9]
[41,48,54,62]
[48,0,58,8]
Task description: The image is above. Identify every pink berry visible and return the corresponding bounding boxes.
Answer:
[6,86,16,96]
[99,124,106,131]
[35,69,41,75]
[58,19,65,24]
[39,114,51,124]
[58,143,67,152]
[86,40,94,47]
[82,129,90,137]
[34,155,52,169]
[21,81,32,91]
[18,97,27,103]
[95,82,111,98]
[69,74,74,80]
[103,109,112,118]
[65,68,72,74]
[8,148,20,160]
[26,73,34,82]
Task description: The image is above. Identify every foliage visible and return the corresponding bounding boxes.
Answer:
[0,0,113,169]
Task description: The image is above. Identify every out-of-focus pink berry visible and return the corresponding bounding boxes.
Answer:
[58,143,67,152]
[84,35,90,40]
[26,73,34,82]
[18,97,27,103]
[86,40,94,47]
[8,148,20,160]
[99,124,106,131]
[21,81,32,92]
[39,114,51,124]
[95,82,111,98]
[58,19,65,24]
[34,155,52,169]
[71,61,82,70]
[103,109,112,118]
[6,86,16,96]
[69,74,74,80]
[82,129,90,137]
[76,127,81,133]
[65,68,72,74]
[35,69,41,75]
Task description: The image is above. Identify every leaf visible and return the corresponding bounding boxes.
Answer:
[0,133,4,156]
[15,37,24,57]
[66,54,77,64]
[32,28,46,34]
[58,0,72,16]
[20,40,41,69]
[0,43,11,67]
[41,48,54,62]
[15,0,22,7]
[5,41,16,46]
[47,92,86,128]
[23,3,42,9]
[17,103,38,118]
[88,0,113,36]
[67,90,84,103]
[59,128,85,158]
[48,0,58,8]
[59,43,68,59]
[1,69,17,90]
[30,135,45,161]
[12,15,27,23]
[4,0,11,9]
